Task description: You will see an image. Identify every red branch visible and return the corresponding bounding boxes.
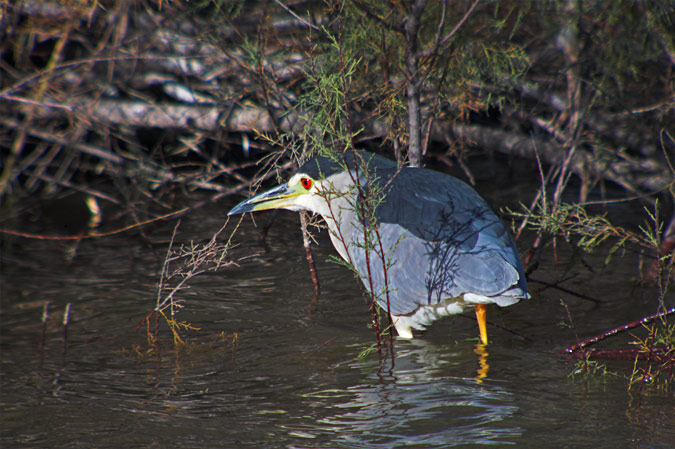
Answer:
[560,307,674,356]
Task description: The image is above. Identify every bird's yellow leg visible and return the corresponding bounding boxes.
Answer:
[475,304,488,345]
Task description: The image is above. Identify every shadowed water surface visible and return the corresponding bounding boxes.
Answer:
[1,193,673,448]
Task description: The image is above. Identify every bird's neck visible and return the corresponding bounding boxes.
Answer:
[312,176,361,264]
[319,190,357,263]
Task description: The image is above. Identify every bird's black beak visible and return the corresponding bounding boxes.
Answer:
[228,183,300,216]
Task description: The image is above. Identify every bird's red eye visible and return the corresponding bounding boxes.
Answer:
[301,177,313,190]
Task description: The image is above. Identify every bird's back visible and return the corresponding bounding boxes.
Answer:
[347,165,528,316]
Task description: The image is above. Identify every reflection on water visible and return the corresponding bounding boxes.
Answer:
[296,340,519,447]
[474,343,489,383]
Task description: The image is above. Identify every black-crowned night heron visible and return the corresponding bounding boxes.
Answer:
[229,151,529,343]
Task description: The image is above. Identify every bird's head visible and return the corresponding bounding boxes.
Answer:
[228,156,349,217]
[228,152,397,218]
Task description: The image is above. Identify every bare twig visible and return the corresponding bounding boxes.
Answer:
[300,211,321,294]
[273,0,320,31]
[419,0,480,58]
[561,307,675,355]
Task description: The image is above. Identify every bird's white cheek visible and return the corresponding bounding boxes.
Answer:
[292,193,321,213]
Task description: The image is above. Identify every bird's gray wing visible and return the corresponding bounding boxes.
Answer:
[355,167,524,314]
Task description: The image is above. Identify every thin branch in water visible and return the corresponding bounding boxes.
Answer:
[156,220,181,316]
[528,276,604,304]
[148,217,239,344]
[61,303,71,364]
[565,347,668,360]
[300,211,321,294]
[561,307,675,354]
[39,302,50,351]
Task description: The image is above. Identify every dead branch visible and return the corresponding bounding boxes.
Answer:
[561,307,675,355]
[440,123,672,195]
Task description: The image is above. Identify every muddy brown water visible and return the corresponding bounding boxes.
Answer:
[1,183,674,448]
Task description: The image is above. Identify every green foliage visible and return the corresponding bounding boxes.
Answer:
[295,0,535,149]
[510,200,675,273]
[510,202,638,258]
[297,34,363,156]
[360,1,528,76]
[569,354,612,380]
[193,0,247,18]
[528,0,672,108]
[357,343,380,360]
[584,1,673,98]
[628,322,675,393]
